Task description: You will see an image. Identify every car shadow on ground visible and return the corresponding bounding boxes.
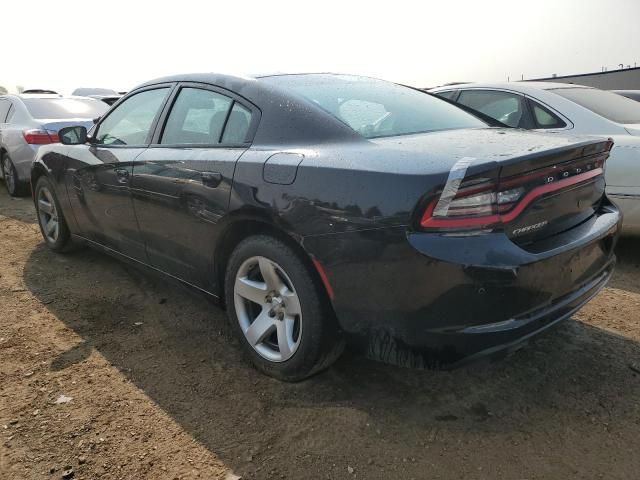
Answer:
[23,242,640,479]
[609,237,640,294]
[0,187,37,224]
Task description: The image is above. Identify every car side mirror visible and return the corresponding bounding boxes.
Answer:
[59,126,88,145]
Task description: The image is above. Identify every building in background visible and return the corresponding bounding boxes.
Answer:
[528,66,640,90]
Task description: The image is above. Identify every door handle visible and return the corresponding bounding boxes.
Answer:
[114,168,130,184]
[201,172,222,188]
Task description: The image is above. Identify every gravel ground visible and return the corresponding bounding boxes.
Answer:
[1,187,639,480]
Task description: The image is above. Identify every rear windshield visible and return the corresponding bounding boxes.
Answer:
[262,74,484,138]
[22,98,108,119]
[552,87,640,124]
[613,91,640,102]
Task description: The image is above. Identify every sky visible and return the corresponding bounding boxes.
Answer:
[2,0,639,94]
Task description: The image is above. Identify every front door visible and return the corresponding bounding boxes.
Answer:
[65,86,172,261]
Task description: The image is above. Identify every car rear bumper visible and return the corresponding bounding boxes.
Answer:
[608,192,640,235]
[303,202,621,367]
[8,144,40,182]
[438,263,612,367]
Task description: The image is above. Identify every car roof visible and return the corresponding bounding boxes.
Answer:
[135,72,368,146]
[18,93,64,99]
[136,72,384,90]
[430,81,594,93]
[0,94,103,101]
[137,72,258,88]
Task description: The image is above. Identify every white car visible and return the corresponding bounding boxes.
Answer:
[430,82,640,234]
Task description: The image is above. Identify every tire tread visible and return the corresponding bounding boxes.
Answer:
[224,234,344,382]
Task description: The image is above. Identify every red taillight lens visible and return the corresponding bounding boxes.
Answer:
[421,180,503,229]
[420,153,609,231]
[22,129,59,145]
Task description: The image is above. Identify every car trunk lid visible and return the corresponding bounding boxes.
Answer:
[497,140,610,245]
[39,119,95,134]
[404,128,613,244]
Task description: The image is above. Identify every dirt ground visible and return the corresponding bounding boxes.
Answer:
[0,187,639,480]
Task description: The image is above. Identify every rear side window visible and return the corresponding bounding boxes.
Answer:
[457,90,525,128]
[5,105,15,122]
[161,88,252,145]
[616,91,640,102]
[552,87,640,124]
[162,88,233,145]
[530,100,566,129]
[221,102,252,144]
[96,88,170,146]
[0,99,9,122]
[21,98,108,119]
[435,90,458,101]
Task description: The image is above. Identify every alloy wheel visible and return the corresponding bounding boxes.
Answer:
[234,256,302,362]
[37,187,59,243]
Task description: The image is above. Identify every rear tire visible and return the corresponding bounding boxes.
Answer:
[224,235,344,381]
[34,176,74,252]
[2,154,29,197]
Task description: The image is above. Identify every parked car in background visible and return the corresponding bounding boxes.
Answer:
[72,87,122,105]
[612,90,640,102]
[22,89,59,95]
[0,94,108,196]
[430,82,640,234]
[31,73,619,380]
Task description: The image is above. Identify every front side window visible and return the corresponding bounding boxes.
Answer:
[552,87,640,124]
[162,88,233,144]
[96,88,169,146]
[457,90,525,128]
[262,74,484,138]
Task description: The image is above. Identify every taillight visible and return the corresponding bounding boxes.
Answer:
[420,152,609,231]
[22,129,59,145]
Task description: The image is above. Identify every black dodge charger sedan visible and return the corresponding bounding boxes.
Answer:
[31,73,620,381]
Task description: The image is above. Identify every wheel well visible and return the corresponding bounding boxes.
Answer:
[31,164,47,188]
[214,219,334,309]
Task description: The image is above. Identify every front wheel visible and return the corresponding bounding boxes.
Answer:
[225,235,344,381]
[34,176,73,252]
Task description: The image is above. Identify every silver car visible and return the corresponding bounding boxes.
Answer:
[612,90,640,102]
[430,82,640,234]
[0,94,108,196]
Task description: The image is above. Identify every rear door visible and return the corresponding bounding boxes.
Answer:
[65,85,172,260]
[130,83,257,290]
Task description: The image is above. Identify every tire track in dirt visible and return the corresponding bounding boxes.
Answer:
[1,189,640,480]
